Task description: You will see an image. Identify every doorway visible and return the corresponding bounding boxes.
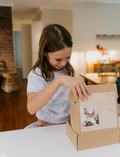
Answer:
[13,31,23,80]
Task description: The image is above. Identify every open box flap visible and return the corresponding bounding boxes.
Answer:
[68,84,118,102]
[70,101,80,135]
[66,122,78,150]
[69,84,119,136]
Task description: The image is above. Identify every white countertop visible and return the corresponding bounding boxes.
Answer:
[0,118,120,157]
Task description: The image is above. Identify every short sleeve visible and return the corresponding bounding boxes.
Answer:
[27,68,46,95]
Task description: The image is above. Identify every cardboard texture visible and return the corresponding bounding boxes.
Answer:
[66,84,119,151]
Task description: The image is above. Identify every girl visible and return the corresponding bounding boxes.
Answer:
[27,24,91,127]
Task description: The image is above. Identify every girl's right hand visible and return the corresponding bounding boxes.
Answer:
[58,75,91,101]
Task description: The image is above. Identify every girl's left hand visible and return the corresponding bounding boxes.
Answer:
[58,75,91,101]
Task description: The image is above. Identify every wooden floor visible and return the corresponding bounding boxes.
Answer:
[0,79,37,132]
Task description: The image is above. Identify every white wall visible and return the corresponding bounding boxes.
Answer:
[31,21,43,66]
[73,1,120,76]
[13,18,33,31]
[21,24,32,78]
[41,8,73,36]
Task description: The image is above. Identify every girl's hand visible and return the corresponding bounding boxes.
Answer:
[58,75,91,101]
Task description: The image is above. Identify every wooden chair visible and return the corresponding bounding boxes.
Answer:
[98,66,118,76]
[119,67,120,75]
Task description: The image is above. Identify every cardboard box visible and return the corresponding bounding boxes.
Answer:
[66,84,120,151]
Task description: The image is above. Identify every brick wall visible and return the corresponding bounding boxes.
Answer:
[0,6,15,74]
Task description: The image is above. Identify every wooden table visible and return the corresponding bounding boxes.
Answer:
[80,73,118,84]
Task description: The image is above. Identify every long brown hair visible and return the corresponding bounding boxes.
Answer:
[32,24,74,81]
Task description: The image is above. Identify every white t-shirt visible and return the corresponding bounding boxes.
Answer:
[27,67,73,124]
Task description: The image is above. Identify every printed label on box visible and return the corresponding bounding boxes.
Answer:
[80,92,117,132]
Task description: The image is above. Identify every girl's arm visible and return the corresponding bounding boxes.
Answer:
[27,77,61,115]
[27,75,91,115]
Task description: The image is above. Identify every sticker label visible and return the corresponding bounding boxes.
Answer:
[80,92,117,132]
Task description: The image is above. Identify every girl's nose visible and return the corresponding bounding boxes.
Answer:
[61,60,66,66]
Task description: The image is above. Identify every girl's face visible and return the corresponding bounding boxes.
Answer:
[46,46,72,71]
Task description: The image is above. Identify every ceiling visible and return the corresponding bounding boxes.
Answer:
[0,0,120,29]
[1,0,120,17]
[0,0,73,8]
[0,0,73,16]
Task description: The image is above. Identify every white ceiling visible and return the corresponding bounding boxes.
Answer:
[1,0,120,27]
[0,0,73,8]
[1,0,120,15]
[0,0,74,20]
[1,0,120,8]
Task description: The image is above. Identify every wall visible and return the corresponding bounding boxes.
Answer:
[12,4,38,31]
[12,18,34,31]
[21,24,32,78]
[73,1,120,76]
[31,21,43,66]
[0,6,15,73]
[41,8,73,36]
